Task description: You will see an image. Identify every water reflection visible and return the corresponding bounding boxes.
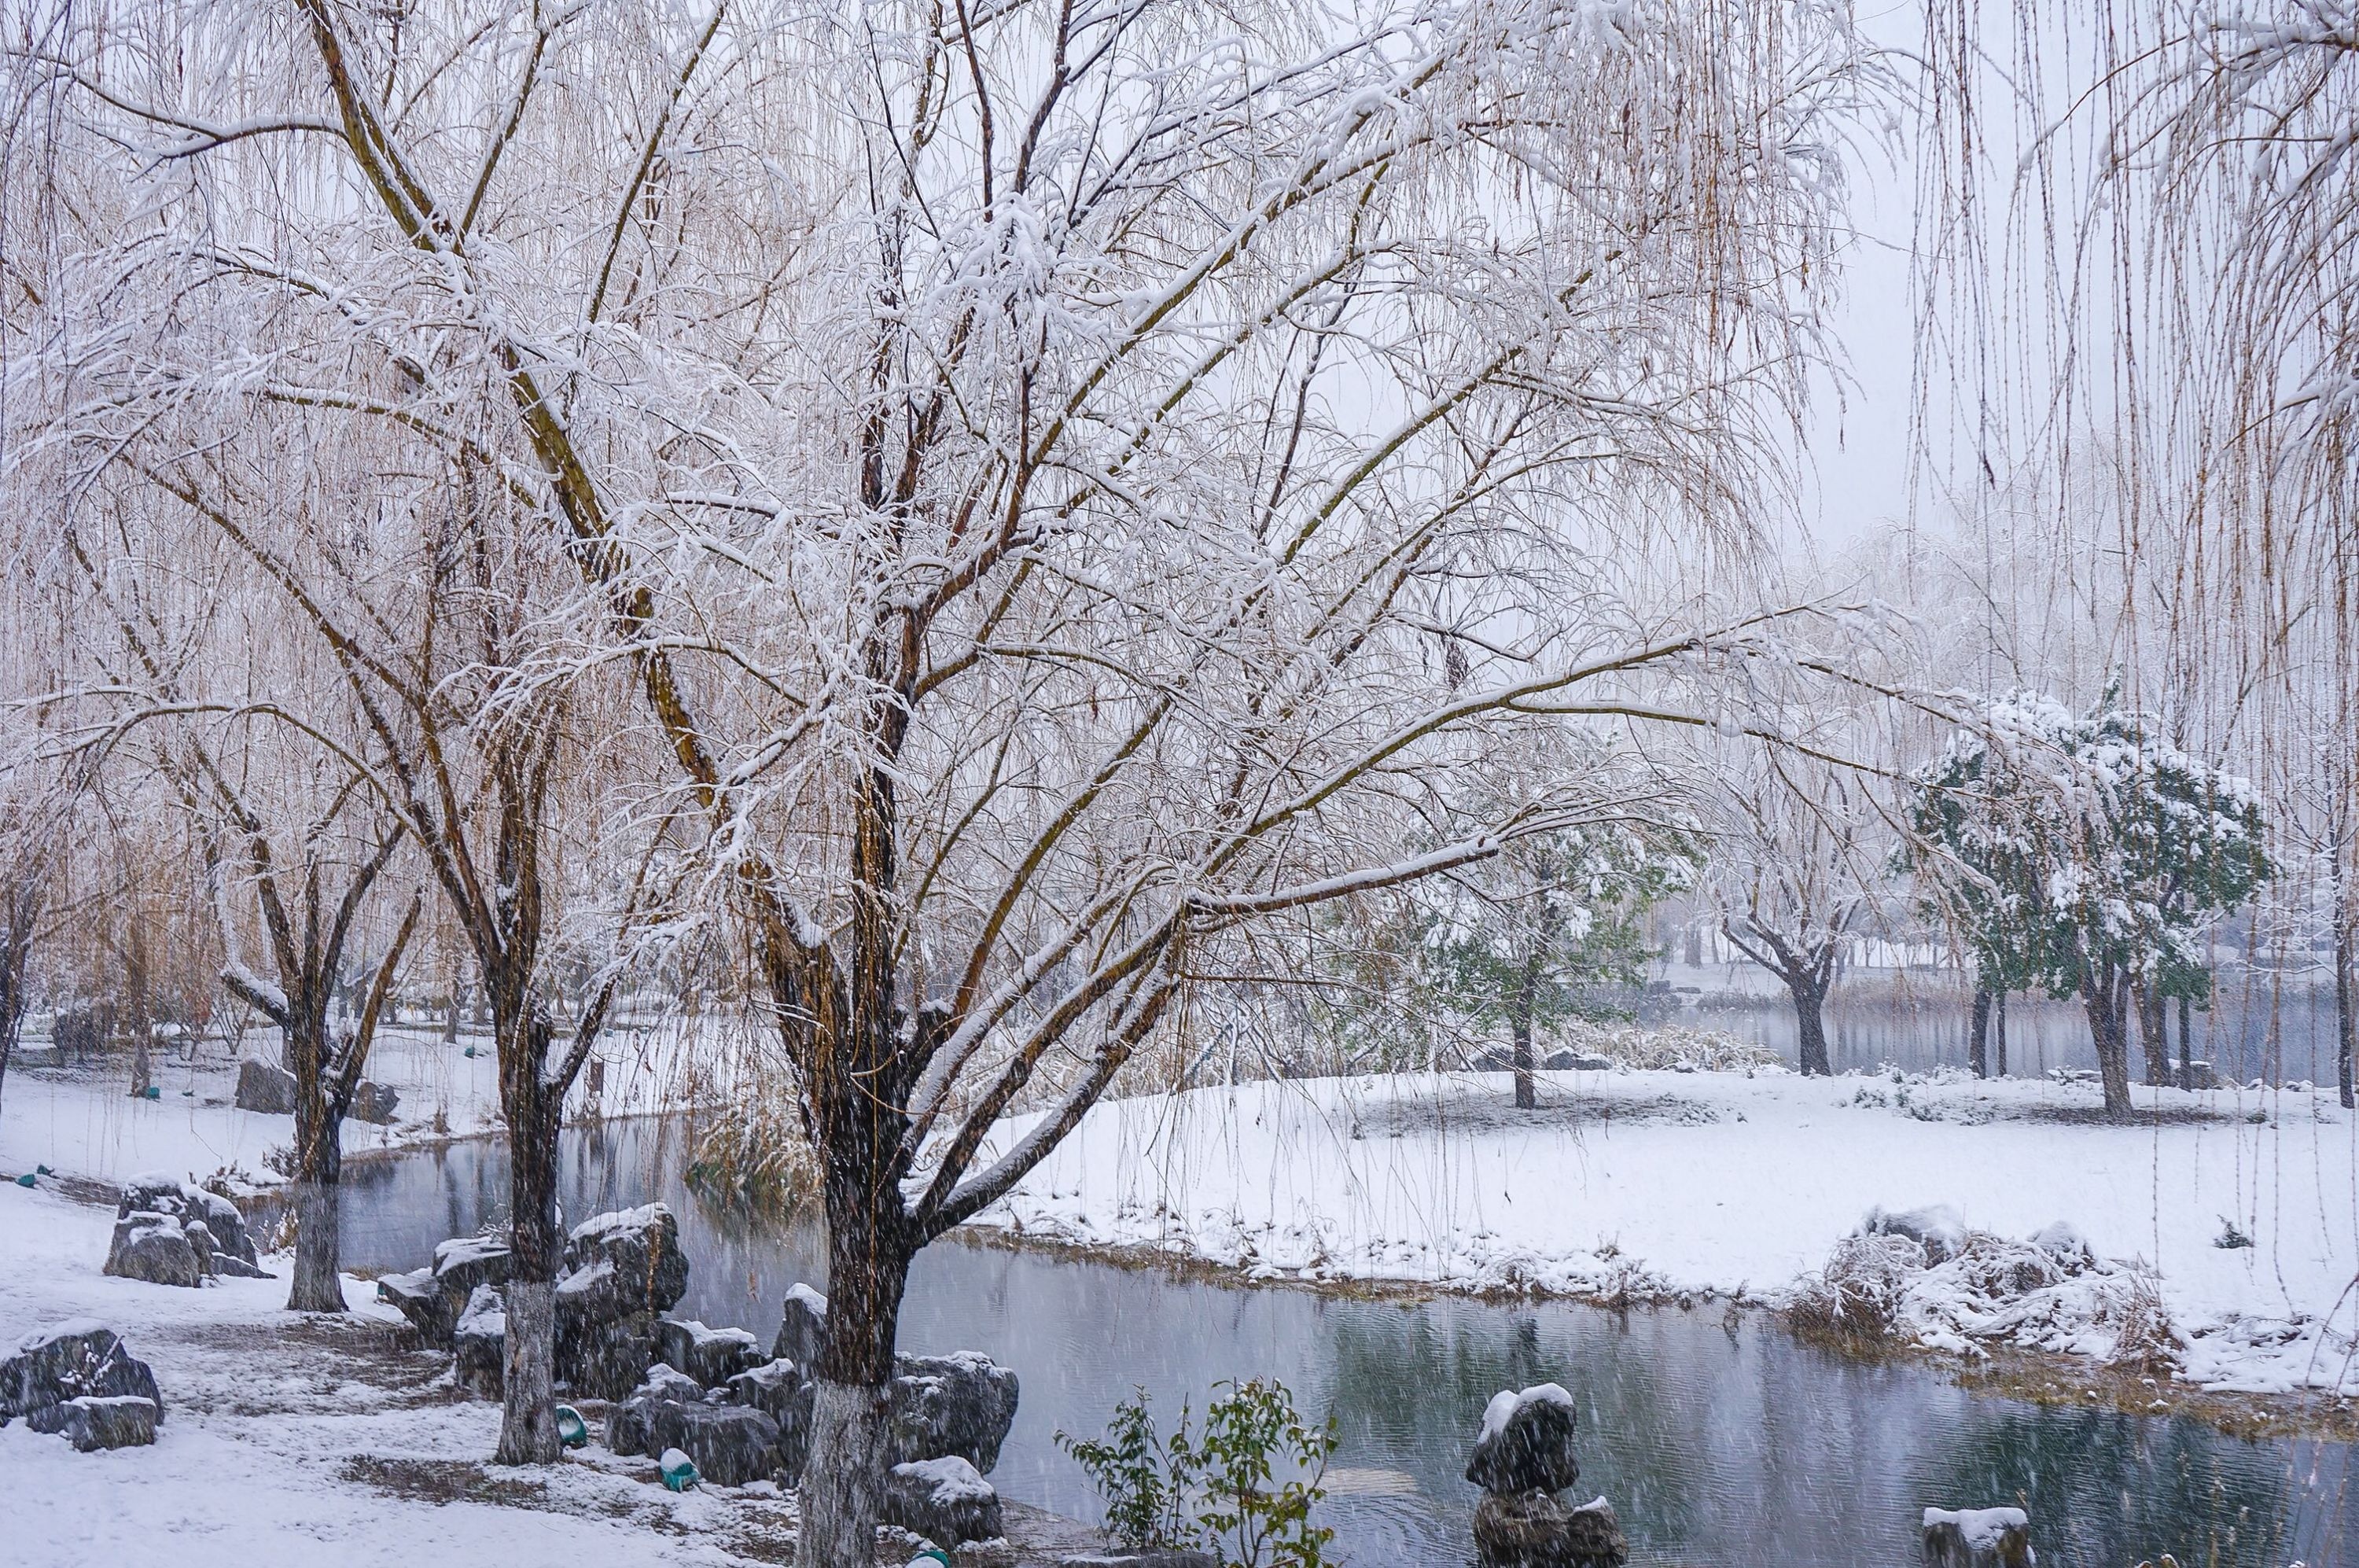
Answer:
[338,1120,2354,1567]
[1652,987,2344,1084]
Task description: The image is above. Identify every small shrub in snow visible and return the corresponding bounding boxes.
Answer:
[1059,1379,1338,1567]
[1788,1232,1926,1342]
[2101,1272,2181,1375]
[2214,1216,2255,1250]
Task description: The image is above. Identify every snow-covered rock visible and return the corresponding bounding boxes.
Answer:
[1465,1383,1581,1496]
[117,1176,259,1270]
[642,1400,780,1487]
[232,1057,296,1115]
[771,1281,827,1367]
[347,1080,400,1124]
[881,1455,1004,1545]
[1922,1505,2034,1566]
[889,1351,1021,1474]
[377,1231,514,1346]
[1470,1489,1626,1567]
[104,1211,204,1289]
[559,1204,686,1325]
[605,1363,708,1457]
[54,1393,159,1452]
[452,1284,506,1396]
[0,1320,163,1426]
[654,1319,762,1389]
[725,1357,812,1478]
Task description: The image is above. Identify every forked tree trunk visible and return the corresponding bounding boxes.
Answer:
[495,1005,566,1467]
[1968,987,1991,1078]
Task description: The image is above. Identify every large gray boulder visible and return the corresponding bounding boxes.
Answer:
[1466,1386,1581,1496]
[56,1394,159,1452]
[377,1233,513,1347]
[1472,1492,1627,1568]
[118,1176,259,1268]
[656,1319,763,1389]
[887,1349,1024,1471]
[771,1283,828,1368]
[1922,1507,2035,1568]
[558,1205,687,1327]
[642,1401,781,1487]
[104,1212,204,1289]
[0,1320,163,1425]
[558,1309,661,1401]
[889,1351,1021,1475]
[452,1285,506,1397]
[605,1364,708,1457]
[882,1456,1004,1546]
[348,1081,401,1124]
[234,1057,297,1114]
[725,1358,812,1480]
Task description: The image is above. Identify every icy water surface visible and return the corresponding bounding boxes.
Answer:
[338,1119,2355,1568]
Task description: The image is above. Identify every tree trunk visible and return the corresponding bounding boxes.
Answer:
[2085,963,2133,1120]
[797,1149,913,1568]
[2337,915,2355,1112]
[288,1058,348,1312]
[1993,990,2008,1078]
[2135,980,2169,1087]
[2177,992,2195,1091]
[1510,954,1539,1110]
[494,1009,565,1467]
[1968,986,1991,1078]
[1790,975,1831,1077]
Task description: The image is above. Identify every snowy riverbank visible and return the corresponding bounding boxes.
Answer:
[977,1066,2359,1402]
[0,1018,705,1195]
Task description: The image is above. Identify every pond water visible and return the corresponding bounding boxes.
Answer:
[337,1119,2356,1568]
[1643,982,2346,1084]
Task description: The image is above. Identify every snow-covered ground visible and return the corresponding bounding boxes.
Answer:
[0,1024,787,1568]
[0,1018,702,1193]
[0,1183,793,1568]
[978,1065,2359,1399]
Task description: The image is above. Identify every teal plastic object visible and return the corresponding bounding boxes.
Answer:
[13,1172,33,1188]
[659,1449,700,1492]
[462,1044,477,1058]
[907,1552,952,1568]
[141,1084,160,1100]
[35,1164,50,1176]
[554,1405,588,1449]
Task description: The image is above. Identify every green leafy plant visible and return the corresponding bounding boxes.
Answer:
[1058,1379,1338,1568]
[1057,1387,1193,1551]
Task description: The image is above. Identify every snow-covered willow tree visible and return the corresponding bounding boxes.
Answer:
[1904,690,2269,1117]
[2,1,1883,1556]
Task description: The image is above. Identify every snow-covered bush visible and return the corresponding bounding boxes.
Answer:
[1788,1231,1927,1342]
[1571,1021,1782,1073]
